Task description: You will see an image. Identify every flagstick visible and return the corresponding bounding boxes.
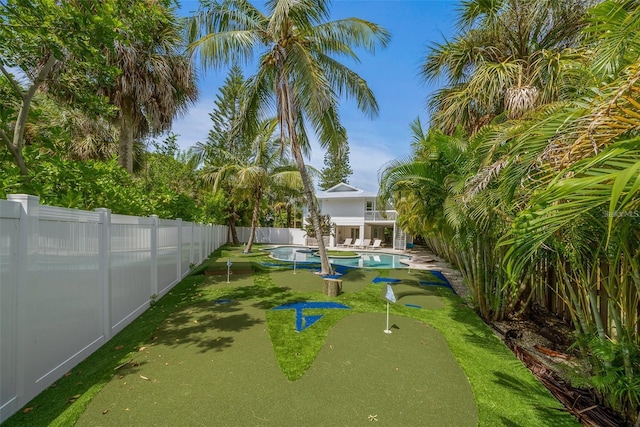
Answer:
[384,302,392,334]
[227,258,231,283]
[293,252,297,274]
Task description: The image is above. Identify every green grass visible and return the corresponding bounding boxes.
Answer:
[325,250,359,257]
[4,244,579,426]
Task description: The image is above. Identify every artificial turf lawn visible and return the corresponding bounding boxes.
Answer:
[4,244,580,426]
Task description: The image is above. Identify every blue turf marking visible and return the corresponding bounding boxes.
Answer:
[372,277,402,284]
[419,270,457,294]
[272,302,351,332]
[214,299,232,304]
[405,304,422,309]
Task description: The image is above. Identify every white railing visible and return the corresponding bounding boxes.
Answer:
[364,210,397,221]
[0,195,227,423]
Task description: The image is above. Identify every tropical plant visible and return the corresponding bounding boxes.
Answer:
[422,0,590,135]
[303,214,334,240]
[200,118,302,252]
[101,1,198,173]
[379,118,522,320]
[187,0,390,274]
[495,2,640,419]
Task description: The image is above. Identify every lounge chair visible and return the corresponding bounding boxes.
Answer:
[369,239,382,250]
[356,238,370,249]
[352,238,362,248]
[338,238,352,248]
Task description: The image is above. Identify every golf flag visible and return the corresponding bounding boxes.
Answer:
[385,284,396,303]
[227,258,232,267]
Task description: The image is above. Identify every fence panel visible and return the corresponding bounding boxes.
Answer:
[0,200,20,419]
[234,226,307,246]
[30,208,104,394]
[110,214,153,335]
[157,219,179,296]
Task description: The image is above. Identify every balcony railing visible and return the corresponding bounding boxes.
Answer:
[364,210,397,221]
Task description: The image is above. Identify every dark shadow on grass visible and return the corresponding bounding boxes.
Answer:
[339,268,370,281]
[154,300,263,353]
[493,371,578,426]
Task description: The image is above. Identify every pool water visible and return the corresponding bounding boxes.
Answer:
[265,246,410,269]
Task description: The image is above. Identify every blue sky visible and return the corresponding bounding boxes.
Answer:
[171,0,458,192]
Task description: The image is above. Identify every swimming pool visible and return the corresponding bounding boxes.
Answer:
[265,246,410,269]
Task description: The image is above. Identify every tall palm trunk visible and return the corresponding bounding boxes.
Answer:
[244,187,262,253]
[118,97,135,173]
[286,204,292,228]
[228,203,239,244]
[279,78,333,275]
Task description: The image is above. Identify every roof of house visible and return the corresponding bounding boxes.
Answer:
[316,183,378,199]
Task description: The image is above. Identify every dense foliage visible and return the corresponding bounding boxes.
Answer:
[380,0,640,422]
[0,142,221,222]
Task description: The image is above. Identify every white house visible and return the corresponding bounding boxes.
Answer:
[313,183,409,250]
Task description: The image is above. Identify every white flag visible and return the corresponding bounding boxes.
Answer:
[227,258,232,267]
[385,284,396,303]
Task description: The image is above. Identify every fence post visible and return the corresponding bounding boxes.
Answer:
[150,215,158,299]
[95,208,112,341]
[176,218,182,279]
[189,223,194,266]
[6,194,40,411]
[200,224,205,263]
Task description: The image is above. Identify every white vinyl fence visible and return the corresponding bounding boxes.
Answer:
[0,195,227,423]
[235,226,306,246]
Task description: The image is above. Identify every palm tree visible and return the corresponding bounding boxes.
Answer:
[496,2,640,418]
[187,0,390,275]
[104,2,198,173]
[201,118,302,253]
[422,0,589,135]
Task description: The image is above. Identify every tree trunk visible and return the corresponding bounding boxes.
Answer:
[228,204,240,244]
[244,187,261,253]
[278,73,332,275]
[1,132,28,176]
[1,52,58,176]
[118,97,135,174]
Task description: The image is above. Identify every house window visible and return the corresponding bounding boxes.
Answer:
[350,228,359,239]
[366,201,373,211]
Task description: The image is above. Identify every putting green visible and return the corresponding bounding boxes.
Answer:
[75,302,476,426]
[387,282,445,310]
[269,269,324,292]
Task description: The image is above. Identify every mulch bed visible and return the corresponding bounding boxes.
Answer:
[492,307,629,427]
